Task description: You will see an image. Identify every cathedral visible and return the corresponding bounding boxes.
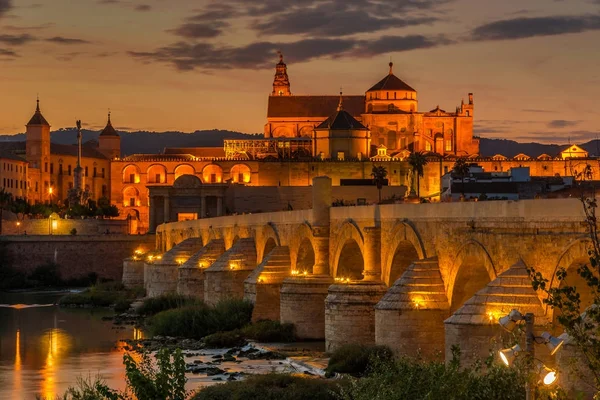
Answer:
[264,54,479,157]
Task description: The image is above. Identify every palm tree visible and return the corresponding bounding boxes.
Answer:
[0,189,12,235]
[371,166,388,203]
[408,151,428,200]
[452,158,471,198]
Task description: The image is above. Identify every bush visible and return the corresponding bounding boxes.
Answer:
[58,281,143,308]
[114,298,133,313]
[70,228,77,235]
[336,348,528,400]
[203,330,246,348]
[192,373,342,400]
[241,320,296,342]
[325,344,394,377]
[137,293,200,316]
[149,299,253,339]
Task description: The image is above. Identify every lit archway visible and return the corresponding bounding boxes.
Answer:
[382,222,425,285]
[147,164,167,184]
[331,220,364,279]
[388,241,419,285]
[263,237,277,260]
[122,165,140,184]
[449,241,496,313]
[122,186,140,208]
[230,164,251,183]
[336,239,364,280]
[202,164,223,183]
[174,164,195,180]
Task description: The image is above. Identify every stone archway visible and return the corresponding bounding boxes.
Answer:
[551,238,594,322]
[296,238,316,274]
[331,220,364,279]
[382,222,426,286]
[257,223,281,263]
[449,240,496,313]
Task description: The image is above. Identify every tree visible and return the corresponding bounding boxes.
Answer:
[529,174,600,395]
[371,166,388,203]
[0,189,12,235]
[452,158,471,198]
[407,152,428,200]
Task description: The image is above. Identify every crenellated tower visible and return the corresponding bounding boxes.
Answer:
[271,52,291,96]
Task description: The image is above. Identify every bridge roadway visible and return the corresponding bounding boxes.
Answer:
[136,177,590,366]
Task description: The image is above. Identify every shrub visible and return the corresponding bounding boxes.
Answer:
[137,293,200,316]
[58,281,143,308]
[114,299,133,313]
[241,320,296,342]
[325,344,393,377]
[149,299,254,339]
[203,330,246,348]
[192,373,342,400]
[70,228,77,235]
[336,348,528,400]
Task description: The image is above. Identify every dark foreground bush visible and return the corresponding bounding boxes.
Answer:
[149,299,254,339]
[137,293,201,316]
[58,282,142,309]
[203,330,246,348]
[242,320,296,342]
[192,373,342,400]
[326,344,393,377]
[336,348,529,400]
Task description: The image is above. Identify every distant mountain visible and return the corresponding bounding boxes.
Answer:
[479,138,600,158]
[1,129,597,159]
[0,129,260,156]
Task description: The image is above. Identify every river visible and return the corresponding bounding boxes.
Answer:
[0,291,140,399]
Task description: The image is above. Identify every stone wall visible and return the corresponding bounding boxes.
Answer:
[0,235,155,281]
[1,217,128,236]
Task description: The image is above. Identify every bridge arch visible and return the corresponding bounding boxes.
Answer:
[257,223,281,263]
[550,238,594,320]
[448,240,496,312]
[332,220,364,280]
[291,223,316,273]
[382,221,426,286]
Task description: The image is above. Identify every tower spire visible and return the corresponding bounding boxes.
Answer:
[272,51,291,96]
[36,95,40,112]
[337,89,343,111]
[389,61,394,75]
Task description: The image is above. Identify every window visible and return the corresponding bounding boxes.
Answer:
[93,167,97,177]
[102,168,105,178]
[426,142,432,151]
[210,173,216,183]
[44,162,48,172]
[130,173,135,183]
[129,197,135,207]
[68,165,72,175]
[156,173,161,183]
[35,182,38,192]
[394,92,397,99]
[50,163,54,174]
[238,173,244,183]
[386,92,389,100]
[466,111,470,117]
[445,140,452,152]
[59,164,63,175]
[85,166,88,177]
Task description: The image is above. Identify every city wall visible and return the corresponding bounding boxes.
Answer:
[1,217,128,236]
[1,235,155,281]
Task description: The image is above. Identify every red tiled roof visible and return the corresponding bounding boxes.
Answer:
[267,95,365,118]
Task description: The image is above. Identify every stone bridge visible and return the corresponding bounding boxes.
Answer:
[136,177,591,365]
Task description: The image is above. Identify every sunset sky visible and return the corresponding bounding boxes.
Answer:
[0,0,599,143]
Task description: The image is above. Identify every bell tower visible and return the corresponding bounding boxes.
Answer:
[271,52,291,96]
[26,98,51,202]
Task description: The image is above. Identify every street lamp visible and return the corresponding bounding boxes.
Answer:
[497,309,564,399]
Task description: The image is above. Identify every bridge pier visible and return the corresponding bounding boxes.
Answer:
[444,261,550,366]
[145,238,204,298]
[203,238,257,306]
[280,275,333,339]
[177,239,226,299]
[244,246,291,322]
[122,258,145,288]
[325,281,387,352]
[375,258,449,358]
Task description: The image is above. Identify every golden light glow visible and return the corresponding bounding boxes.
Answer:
[229,261,238,270]
[176,258,186,266]
[302,271,308,276]
[133,327,144,341]
[543,370,557,386]
[48,187,53,195]
[134,249,143,255]
[16,221,21,227]
[291,270,300,276]
[412,297,423,309]
[51,220,58,230]
[14,329,21,393]
[155,255,162,260]
[499,351,509,366]
[41,328,72,400]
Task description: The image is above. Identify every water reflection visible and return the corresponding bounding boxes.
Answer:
[0,291,139,399]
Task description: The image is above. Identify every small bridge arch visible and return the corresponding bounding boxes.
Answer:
[331,219,365,280]
[382,221,426,286]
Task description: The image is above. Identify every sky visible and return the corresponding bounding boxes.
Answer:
[0,0,599,144]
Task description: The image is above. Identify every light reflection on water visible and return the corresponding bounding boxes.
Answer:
[0,291,138,399]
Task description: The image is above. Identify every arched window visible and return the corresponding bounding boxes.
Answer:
[147,164,167,184]
[123,186,140,207]
[174,164,195,180]
[230,164,251,183]
[122,165,140,184]
[202,164,223,183]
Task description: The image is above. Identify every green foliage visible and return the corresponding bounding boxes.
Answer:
[453,157,471,196]
[325,344,394,377]
[70,228,78,235]
[241,320,296,342]
[336,349,527,400]
[96,197,120,218]
[59,281,142,309]
[149,299,253,339]
[137,293,201,316]
[36,375,120,400]
[407,151,429,199]
[123,348,187,400]
[371,166,388,202]
[529,194,600,394]
[192,373,342,400]
[202,330,246,348]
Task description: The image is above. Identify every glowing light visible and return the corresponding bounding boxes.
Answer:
[176,258,186,266]
[291,270,300,276]
[303,271,308,276]
[412,297,423,309]
[134,249,143,255]
[543,370,557,386]
[16,221,21,227]
[51,220,58,230]
[48,187,53,195]
[155,255,162,260]
[229,261,238,270]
